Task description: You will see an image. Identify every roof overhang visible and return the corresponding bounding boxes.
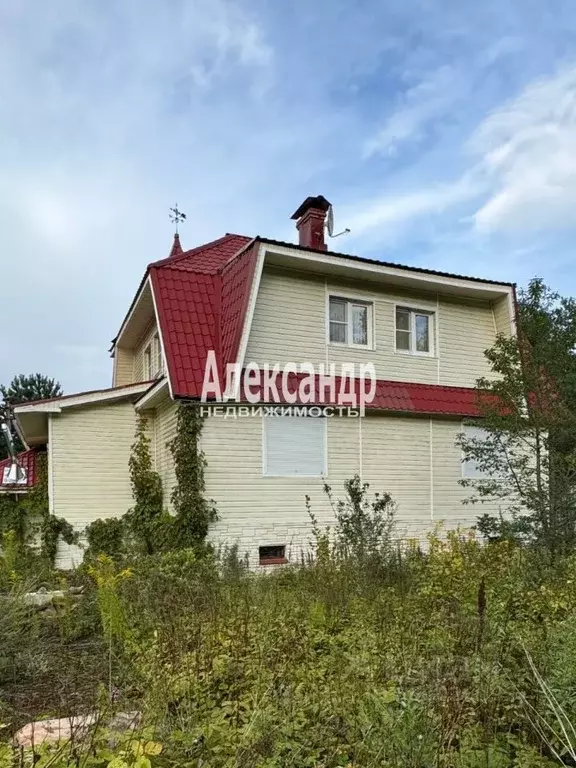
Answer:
[110,274,155,353]
[135,377,169,410]
[260,241,514,301]
[14,382,151,445]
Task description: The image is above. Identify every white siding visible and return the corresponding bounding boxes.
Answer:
[50,401,138,567]
[113,346,135,387]
[153,398,178,506]
[201,411,504,565]
[203,412,360,565]
[245,267,498,388]
[492,295,512,336]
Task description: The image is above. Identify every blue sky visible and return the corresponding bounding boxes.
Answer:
[2,0,576,392]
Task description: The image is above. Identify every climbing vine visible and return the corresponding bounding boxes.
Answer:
[85,404,216,561]
[169,402,217,548]
[24,454,77,564]
[0,453,77,568]
[124,415,166,554]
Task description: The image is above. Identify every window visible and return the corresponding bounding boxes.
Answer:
[144,344,153,380]
[144,334,163,380]
[259,545,287,565]
[329,297,372,347]
[263,415,326,477]
[395,307,434,355]
[461,425,490,478]
[153,334,163,376]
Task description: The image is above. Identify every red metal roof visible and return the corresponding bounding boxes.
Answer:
[0,448,41,490]
[144,231,503,414]
[236,371,483,415]
[150,234,254,397]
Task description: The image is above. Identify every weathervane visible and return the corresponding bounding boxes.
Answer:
[169,203,187,234]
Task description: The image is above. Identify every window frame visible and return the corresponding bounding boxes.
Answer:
[144,333,164,380]
[394,304,435,357]
[327,293,374,349]
[144,343,153,380]
[262,414,328,478]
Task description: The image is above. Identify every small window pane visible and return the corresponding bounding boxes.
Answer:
[415,314,430,352]
[330,321,347,344]
[329,298,347,322]
[396,308,410,332]
[144,346,152,379]
[352,304,368,345]
[396,329,410,350]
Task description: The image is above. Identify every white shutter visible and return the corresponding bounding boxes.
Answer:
[263,416,326,477]
[462,425,490,478]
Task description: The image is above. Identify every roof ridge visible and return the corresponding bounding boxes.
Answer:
[150,233,249,269]
[219,236,259,274]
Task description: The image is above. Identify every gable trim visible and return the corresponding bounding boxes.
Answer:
[148,274,173,399]
[228,242,267,399]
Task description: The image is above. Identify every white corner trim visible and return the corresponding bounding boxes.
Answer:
[230,242,267,400]
[148,275,174,399]
[508,287,517,337]
[358,416,363,482]
[48,414,54,515]
[429,418,434,521]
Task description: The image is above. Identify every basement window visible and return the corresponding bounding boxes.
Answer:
[259,545,287,565]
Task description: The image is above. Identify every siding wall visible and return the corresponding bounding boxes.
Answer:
[245,267,503,387]
[50,401,138,567]
[113,347,135,387]
[492,295,513,336]
[201,411,505,566]
[153,398,178,504]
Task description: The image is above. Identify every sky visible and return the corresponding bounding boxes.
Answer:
[2,0,576,393]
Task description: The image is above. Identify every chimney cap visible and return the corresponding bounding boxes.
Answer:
[291,195,331,220]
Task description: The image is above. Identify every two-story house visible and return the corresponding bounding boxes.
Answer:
[10,196,516,567]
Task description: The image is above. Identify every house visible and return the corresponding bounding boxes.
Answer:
[12,196,516,567]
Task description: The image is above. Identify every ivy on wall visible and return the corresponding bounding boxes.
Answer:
[0,453,77,567]
[86,403,216,560]
[169,402,217,549]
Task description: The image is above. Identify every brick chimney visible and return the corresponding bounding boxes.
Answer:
[291,195,331,251]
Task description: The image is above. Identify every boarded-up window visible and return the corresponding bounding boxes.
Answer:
[263,415,326,477]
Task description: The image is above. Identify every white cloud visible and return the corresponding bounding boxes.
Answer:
[364,66,463,157]
[470,64,576,232]
[343,176,478,238]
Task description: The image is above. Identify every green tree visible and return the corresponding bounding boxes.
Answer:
[1,373,62,404]
[459,278,576,552]
[0,374,63,459]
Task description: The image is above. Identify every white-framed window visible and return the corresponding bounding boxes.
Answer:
[144,334,163,380]
[144,344,153,380]
[263,415,326,477]
[395,306,434,355]
[328,296,373,347]
[461,425,491,478]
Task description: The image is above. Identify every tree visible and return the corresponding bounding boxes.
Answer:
[459,279,576,553]
[0,374,63,459]
[1,373,62,405]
